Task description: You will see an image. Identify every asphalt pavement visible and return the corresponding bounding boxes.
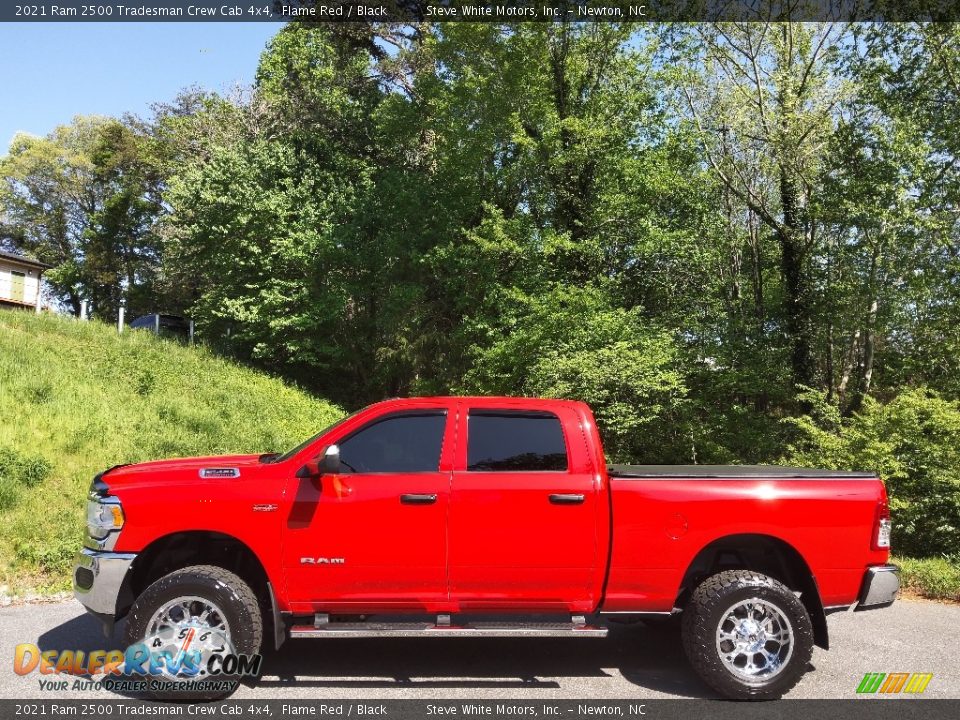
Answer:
[1,597,957,700]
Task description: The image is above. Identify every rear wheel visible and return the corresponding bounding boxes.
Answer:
[680,570,813,700]
[123,565,263,701]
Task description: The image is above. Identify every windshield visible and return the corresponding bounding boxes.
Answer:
[266,408,365,464]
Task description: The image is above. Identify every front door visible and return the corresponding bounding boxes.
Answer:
[448,406,601,611]
[282,409,452,611]
[10,271,25,303]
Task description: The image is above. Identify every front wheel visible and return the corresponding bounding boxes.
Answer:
[681,570,814,700]
[123,565,263,701]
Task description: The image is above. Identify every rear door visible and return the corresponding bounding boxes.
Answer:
[282,408,453,611]
[448,404,601,611]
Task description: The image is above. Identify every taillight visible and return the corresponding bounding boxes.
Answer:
[873,491,891,550]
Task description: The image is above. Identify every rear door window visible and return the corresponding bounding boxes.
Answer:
[467,411,568,472]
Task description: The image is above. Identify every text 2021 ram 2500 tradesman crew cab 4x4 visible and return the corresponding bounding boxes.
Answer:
[74,396,899,700]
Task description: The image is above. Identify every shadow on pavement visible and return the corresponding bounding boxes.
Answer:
[37,613,114,654]
[256,620,713,697]
[36,612,714,698]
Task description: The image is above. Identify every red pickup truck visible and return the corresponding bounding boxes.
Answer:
[74,396,898,700]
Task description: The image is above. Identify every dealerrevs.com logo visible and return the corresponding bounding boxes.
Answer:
[856,672,934,695]
[13,641,262,694]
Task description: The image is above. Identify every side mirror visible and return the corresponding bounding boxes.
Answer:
[296,444,340,479]
[320,444,341,474]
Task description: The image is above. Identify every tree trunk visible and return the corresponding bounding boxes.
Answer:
[68,293,82,318]
[826,320,835,403]
[778,172,815,391]
[846,246,881,414]
[748,209,765,337]
[838,328,861,401]
[547,25,594,257]
[861,298,878,396]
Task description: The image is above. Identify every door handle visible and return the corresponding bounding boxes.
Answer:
[400,493,438,505]
[549,493,585,505]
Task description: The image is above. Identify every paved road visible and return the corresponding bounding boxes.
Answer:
[1,598,957,700]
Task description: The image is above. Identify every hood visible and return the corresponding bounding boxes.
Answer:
[100,454,265,488]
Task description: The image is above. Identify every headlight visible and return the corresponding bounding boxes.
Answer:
[86,492,124,540]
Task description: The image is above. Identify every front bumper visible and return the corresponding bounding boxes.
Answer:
[855,563,900,610]
[73,547,136,627]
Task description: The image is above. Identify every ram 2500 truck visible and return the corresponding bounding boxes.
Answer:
[74,396,898,700]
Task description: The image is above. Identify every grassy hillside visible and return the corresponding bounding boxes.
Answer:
[0,310,344,594]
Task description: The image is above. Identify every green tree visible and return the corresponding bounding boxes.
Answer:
[0,116,164,318]
[842,24,960,400]
[462,284,689,463]
[159,25,382,405]
[675,23,845,394]
[1,117,106,314]
[84,119,165,320]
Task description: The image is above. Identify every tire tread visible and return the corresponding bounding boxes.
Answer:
[680,569,814,700]
[122,564,263,701]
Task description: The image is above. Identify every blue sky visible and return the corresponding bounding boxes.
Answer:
[0,22,280,151]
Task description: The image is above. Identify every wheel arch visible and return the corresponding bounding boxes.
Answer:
[119,530,272,620]
[675,533,829,650]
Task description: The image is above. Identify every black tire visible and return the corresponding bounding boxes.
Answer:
[680,570,814,700]
[123,565,263,701]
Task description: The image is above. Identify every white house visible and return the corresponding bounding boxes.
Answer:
[0,249,49,312]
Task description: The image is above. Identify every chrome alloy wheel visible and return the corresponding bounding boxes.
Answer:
[715,598,794,684]
[143,595,233,679]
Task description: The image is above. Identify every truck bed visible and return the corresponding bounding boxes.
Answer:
[603,465,886,612]
[607,464,875,479]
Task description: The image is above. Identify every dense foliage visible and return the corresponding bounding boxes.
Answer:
[4,23,960,557]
